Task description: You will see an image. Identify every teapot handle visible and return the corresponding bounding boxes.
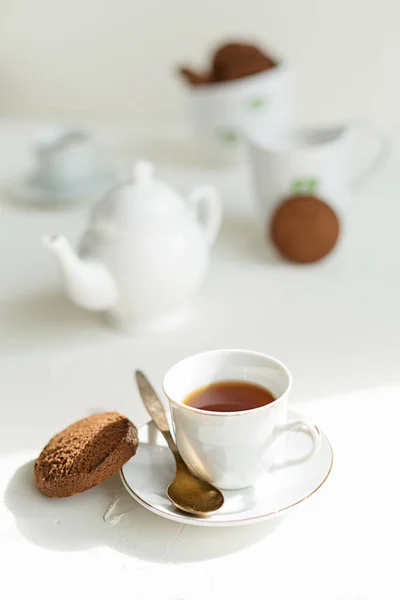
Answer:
[188,185,222,246]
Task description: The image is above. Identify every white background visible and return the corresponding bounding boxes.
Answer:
[1,0,399,126]
[2,2,400,598]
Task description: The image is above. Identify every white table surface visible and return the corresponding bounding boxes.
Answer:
[1,119,399,600]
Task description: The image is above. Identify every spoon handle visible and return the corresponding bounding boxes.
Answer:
[135,371,178,454]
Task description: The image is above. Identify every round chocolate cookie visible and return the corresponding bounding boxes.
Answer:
[212,42,276,81]
[270,195,340,263]
[35,412,138,497]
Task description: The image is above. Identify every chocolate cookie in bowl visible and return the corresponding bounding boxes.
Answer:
[178,40,292,165]
[180,41,277,86]
[212,43,276,82]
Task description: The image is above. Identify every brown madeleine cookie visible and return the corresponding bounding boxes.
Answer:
[35,412,138,498]
[270,195,340,263]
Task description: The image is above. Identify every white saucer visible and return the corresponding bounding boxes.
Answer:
[121,410,333,527]
[4,169,115,207]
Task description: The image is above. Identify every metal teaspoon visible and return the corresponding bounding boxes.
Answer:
[135,371,224,516]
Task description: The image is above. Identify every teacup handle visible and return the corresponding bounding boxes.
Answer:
[188,185,222,246]
[348,120,390,190]
[269,419,321,472]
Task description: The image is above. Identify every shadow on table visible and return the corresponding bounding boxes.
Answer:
[5,460,283,563]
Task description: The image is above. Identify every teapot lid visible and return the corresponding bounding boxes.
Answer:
[91,160,186,230]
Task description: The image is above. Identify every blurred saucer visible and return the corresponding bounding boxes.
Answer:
[4,169,115,207]
[121,410,333,527]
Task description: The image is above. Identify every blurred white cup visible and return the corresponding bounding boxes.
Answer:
[186,63,293,166]
[35,127,103,189]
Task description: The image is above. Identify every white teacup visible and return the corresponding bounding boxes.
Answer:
[163,349,320,490]
[186,64,292,166]
[35,126,102,189]
[248,121,388,220]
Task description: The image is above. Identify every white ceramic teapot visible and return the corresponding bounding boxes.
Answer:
[43,161,222,331]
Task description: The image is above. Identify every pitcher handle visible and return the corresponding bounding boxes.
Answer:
[188,185,222,246]
[348,120,390,190]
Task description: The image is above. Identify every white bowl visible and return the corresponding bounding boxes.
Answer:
[185,63,293,166]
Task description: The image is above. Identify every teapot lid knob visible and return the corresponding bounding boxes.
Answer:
[132,160,154,183]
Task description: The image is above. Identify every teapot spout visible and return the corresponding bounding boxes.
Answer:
[43,235,118,311]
